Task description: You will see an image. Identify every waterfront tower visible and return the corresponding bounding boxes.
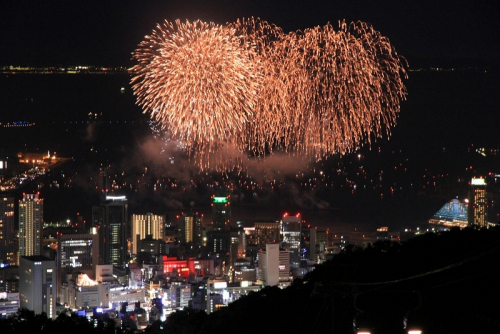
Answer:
[19,193,43,257]
[468,178,488,228]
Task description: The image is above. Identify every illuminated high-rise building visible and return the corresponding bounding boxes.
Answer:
[193,213,204,248]
[19,193,43,257]
[468,178,488,228]
[229,228,240,267]
[0,196,15,265]
[182,215,194,243]
[281,213,301,268]
[132,212,165,255]
[211,196,230,231]
[178,212,206,248]
[93,196,128,266]
[177,211,204,246]
[254,221,281,249]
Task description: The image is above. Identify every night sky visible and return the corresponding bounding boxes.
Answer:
[1,0,499,67]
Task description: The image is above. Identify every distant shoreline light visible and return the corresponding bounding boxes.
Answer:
[0,65,130,74]
[1,65,490,74]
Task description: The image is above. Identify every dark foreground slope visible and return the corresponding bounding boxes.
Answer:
[155,227,500,334]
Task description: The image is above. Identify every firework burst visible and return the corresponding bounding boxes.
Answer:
[295,20,408,158]
[131,19,263,167]
[131,18,407,170]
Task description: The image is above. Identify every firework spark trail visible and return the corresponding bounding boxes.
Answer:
[131,19,263,168]
[131,18,407,170]
[265,20,408,159]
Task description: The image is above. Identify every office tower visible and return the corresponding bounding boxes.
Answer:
[193,213,204,248]
[281,213,301,268]
[94,196,128,267]
[211,196,230,231]
[132,213,165,255]
[229,229,240,267]
[19,256,57,319]
[137,235,165,258]
[57,233,99,300]
[309,227,317,260]
[316,230,328,253]
[19,193,43,257]
[207,230,230,255]
[469,178,488,228]
[207,196,231,256]
[254,221,281,249]
[0,196,15,265]
[177,212,203,246]
[180,214,193,244]
[257,243,290,286]
[167,282,191,309]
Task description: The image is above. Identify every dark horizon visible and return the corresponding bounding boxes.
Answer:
[1,1,499,67]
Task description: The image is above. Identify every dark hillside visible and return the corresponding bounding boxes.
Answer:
[154,227,500,334]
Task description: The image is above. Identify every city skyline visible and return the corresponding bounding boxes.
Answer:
[0,1,499,231]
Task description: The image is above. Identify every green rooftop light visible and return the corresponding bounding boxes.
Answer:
[471,178,486,186]
[213,197,228,204]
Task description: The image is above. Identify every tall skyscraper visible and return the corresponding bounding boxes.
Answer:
[254,221,281,249]
[178,213,193,244]
[132,212,165,255]
[93,196,128,267]
[0,196,15,265]
[19,256,57,319]
[229,228,240,267]
[211,196,230,231]
[177,211,204,247]
[281,213,301,268]
[193,213,204,248]
[19,193,43,257]
[469,178,488,228]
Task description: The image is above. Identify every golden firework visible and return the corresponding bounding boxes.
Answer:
[131,18,407,170]
[131,19,263,168]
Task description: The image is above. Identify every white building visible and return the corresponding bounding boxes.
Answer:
[64,273,145,310]
[108,285,145,309]
[258,243,290,286]
[0,292,20,318]
[19,256,57,319]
